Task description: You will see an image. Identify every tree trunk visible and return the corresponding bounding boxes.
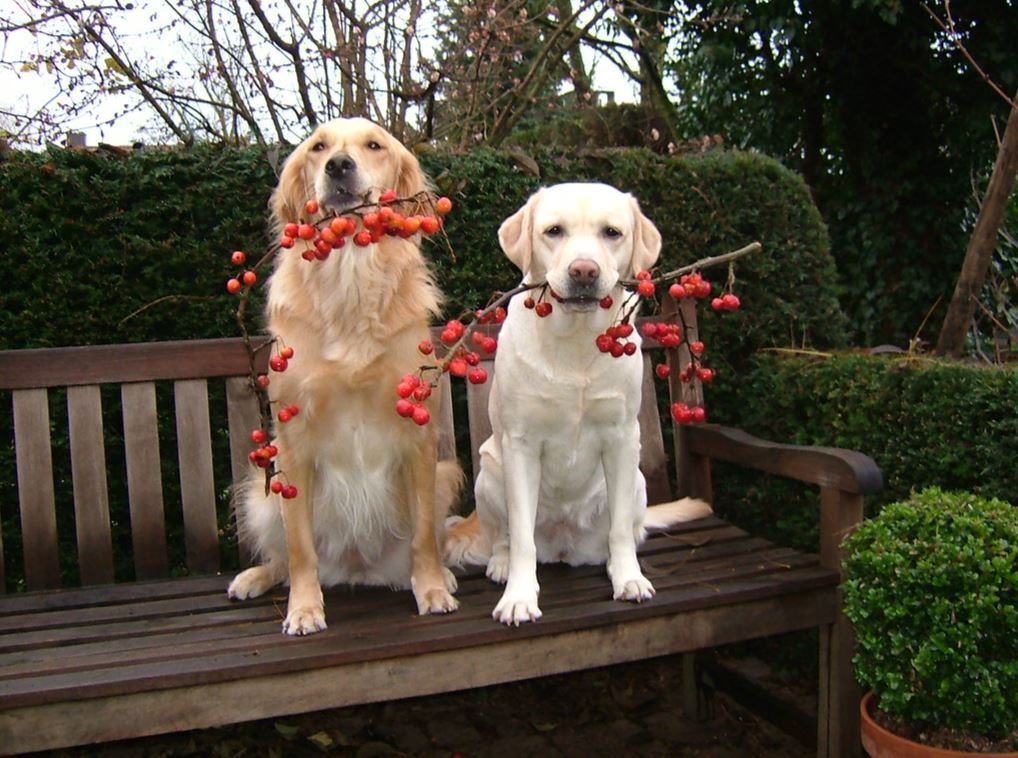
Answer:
[935,90,1018,358]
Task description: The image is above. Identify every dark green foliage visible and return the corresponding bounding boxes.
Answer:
[707,353,1018,550]
[842,488,1018,741]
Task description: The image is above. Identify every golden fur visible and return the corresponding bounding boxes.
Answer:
[228,117,462,635]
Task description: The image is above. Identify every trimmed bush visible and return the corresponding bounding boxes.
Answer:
[842,488,1018,742]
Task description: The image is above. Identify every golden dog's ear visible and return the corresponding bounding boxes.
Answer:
[271,146,308,227]
[629,195,662,274]
[394,142,429,199]
[499,190,541,274]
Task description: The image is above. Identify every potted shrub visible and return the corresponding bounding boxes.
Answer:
[842,487,1017,755]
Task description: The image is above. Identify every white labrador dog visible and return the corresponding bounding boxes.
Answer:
[446,183,712,625]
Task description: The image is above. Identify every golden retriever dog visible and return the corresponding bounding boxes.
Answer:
[228,117,462,635]
[446,183,712,625]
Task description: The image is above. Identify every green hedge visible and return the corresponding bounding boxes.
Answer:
[707,352,1018,550]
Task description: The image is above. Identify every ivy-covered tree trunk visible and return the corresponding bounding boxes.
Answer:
[936,90,1018,358]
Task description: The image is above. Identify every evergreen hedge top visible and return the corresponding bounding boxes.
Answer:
[842,487,1018,743]
[0,144,847,367]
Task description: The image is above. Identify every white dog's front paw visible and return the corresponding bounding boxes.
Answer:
[281,605,327,636]
[227,566,275,600]
[486,549,510,584]
[612,574,656,603]
[492,582,542,626]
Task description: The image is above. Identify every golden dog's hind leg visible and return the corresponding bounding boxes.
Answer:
[278,461,326,635]
[407,440,459,614]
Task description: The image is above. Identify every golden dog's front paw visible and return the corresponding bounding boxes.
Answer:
[612,575,656,603]
[282,605,327,636]
[227,566,276,600]
[414,586,459,615]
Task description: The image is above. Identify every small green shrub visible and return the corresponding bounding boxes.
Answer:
[842,488,1018,741]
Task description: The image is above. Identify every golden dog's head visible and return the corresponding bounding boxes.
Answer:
[498,183,661,311]
[272,117,427,224]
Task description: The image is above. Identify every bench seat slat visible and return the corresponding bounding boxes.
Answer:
[173,379,219,575]
[121,382,170,580]
[66,385,115,586]
[12,389,61,591]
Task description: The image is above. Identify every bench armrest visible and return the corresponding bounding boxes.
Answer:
[684,423,883,495]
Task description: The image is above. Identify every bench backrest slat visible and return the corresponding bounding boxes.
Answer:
[639,356,672,505]
[225,376,260,567]
[121,382,170,580]
[67,385,115,585]
[436,374,456,462]
[11,389,61,591]
[465,359,495,477]
[173,379,220,575]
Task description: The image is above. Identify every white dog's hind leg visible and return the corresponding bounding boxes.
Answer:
[603,438,656,603]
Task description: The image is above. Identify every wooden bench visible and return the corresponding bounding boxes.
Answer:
[0,307,882,755]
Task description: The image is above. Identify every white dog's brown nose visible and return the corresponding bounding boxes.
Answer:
[568,258,600,283]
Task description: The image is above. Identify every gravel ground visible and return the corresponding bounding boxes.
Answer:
[42,654,816,758]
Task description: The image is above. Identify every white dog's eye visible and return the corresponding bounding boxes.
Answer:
[367,140,383,150]
[603,226,622,239]
[310,141,326,152]
[544,225,563,237]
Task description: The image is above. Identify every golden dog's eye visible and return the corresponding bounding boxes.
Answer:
[544,225,563,237]
[604,226,622,239]
[367,140,383,150]
[310,141,326,152]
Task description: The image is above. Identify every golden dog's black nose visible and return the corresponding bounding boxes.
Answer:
[325,154,356,178]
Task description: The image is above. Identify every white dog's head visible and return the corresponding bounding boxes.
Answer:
[271,117,426,224]
[498,183,662,311]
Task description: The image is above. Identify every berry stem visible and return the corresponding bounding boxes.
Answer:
[619,241,763,287]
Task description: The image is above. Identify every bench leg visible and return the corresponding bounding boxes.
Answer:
[681,652,713,722]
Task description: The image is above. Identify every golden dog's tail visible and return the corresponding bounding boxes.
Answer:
[643,498,713,531]
[444,511,491,568]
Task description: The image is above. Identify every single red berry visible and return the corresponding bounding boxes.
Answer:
[305,200,319,215]
[412,405,431,425]
[396,398,415,417]
[396,382,414,399]
[535,302,553,317]
[418,339,434,355]
[691,406,707,423]
[256,375,270,389]
[242,270,257,286]
[435,196,453,215]
[655,363,671,379]
[637,280,656,298]
[278,408,293,423]
[669,283,686,300]
[599,295,613,309]
[282,485,298,499]
[609,341,625,358]
[711,297,724,311]
[523,297,536,309]
[642,322,659,339]
[402,215,423,235]
[270,481,284,494]
[283,223,299,238]
[494,306,507,323]
[251,429,268,445]
[269,355,288,372]
[280,346,294,359]
[231,250,247,266]
[448,357,468,377]
[595,334,613,353]
[420,216,441,235]
[468,367,488,384]
[413,384,432,402]
[297,223,316,240]
[690,341,705,356]
[353,230,373,247]
[623,342,637,356]
[265,445,278,458]
[465,351,481,366]
[379,189,398,204]
[616,323,634,338]
[697,367,715,382]
[440,328,458,346]
[635,270,652,280]
[226,278,241,294]
[481,337,498,354]
[722,293,741,310]
[279,235,295,249]
[287,404,299,416]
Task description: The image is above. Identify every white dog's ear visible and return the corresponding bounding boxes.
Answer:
[271,146,307,228]
[629,195,662,274]
[498,190,540,273]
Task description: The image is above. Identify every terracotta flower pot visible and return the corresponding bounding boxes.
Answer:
[860,691,1018,758]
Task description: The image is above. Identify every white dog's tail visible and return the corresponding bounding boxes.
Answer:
[643,497,713,532]
[444,511,491,568]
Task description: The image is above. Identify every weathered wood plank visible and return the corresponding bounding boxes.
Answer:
[465,358,494,478]
[436,373,456,462]
[66,385,115,586]
[639,354,672,504]
[225,377,260,567]
[173,380,219,575]
[121,382,169,580]
[0,590,834,752]
[12,389,61,591]
[0,338,271,390]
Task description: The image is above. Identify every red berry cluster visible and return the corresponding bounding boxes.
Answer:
[395,374,433,426]
[671,402,707,424]
[523,290,554,317]
[595,322,638,357]
[226,250,257,294]
[711,293,742,311]
[245,341,303,496]
[667,272,712,301]
[277,195,452,262]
